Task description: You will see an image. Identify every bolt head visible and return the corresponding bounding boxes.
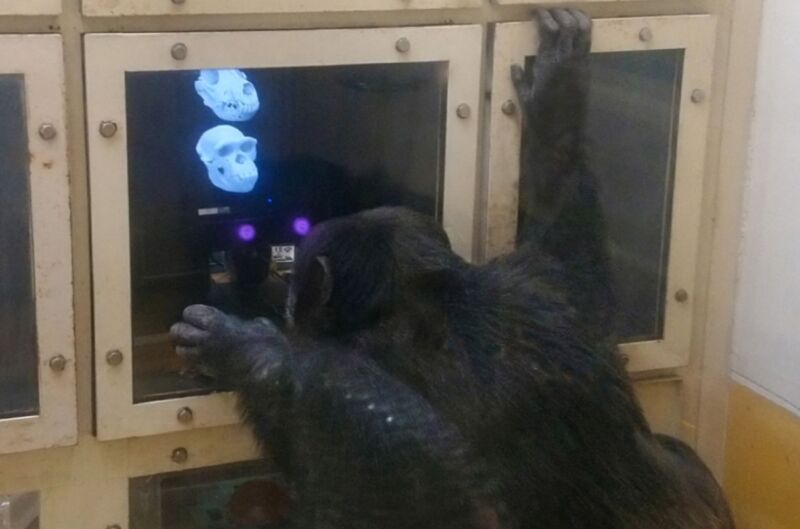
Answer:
[456,103,471,119]
[49,355,67,372]
[38,123,57,141]
[691,89,706,104]
[99,120,118,138]
[675,289,690,303]
[171,42,188,61]
[106,349,124,366]
[639,27,653,42]
[395,37,411,53]
[501,100,517,116]
[106,525,122,529]
[177,407,194,423]
[171,447,189,463]
[172,0,186,4]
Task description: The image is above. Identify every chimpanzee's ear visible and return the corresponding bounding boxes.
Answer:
[291,255,334,328]
[311,256,333,307]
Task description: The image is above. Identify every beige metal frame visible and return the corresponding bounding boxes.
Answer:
[486,16,716,373]
[0,0,59,15]
[0,425,260,528]
[87,25,483,440]
[0,35,77,455]
[83,0,482,16]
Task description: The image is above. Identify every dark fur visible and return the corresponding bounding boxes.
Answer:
[172,9,734,529]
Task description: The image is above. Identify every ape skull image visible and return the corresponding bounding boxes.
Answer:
[195,69,260,122]
[196,125,259,193]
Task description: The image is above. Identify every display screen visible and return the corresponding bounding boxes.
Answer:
[125,63,448,401]
[0,74,39,420]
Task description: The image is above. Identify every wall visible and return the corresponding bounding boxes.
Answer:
[726,0,800,527]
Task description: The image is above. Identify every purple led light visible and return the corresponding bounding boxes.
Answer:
[237,223,257,242]
[293,217,311,236]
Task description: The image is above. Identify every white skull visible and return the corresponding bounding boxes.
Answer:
[194,69,260,122]
[196,125,259,193]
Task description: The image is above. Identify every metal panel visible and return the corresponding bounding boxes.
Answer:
[0,35,77,454]
[83,0,481,17]
[0,0,60,15]
[86,25,483,440]
[487,16,717,372]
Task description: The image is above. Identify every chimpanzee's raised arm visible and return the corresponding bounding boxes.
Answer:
[511,9,616,346]
[512,8,592,242]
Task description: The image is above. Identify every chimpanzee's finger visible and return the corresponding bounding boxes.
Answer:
[511,64,530,102]
[170,322,209,346]
[182,304,225,330]
[552,9,578,59]
[568,9,592,55]
[535,9,560,51]
[176,345,200,360]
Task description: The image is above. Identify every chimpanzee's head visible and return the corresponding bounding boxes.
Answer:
[286,207,461,339]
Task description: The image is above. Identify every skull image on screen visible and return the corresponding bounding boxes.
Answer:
[196,125,259,193]
[195,69,260,122]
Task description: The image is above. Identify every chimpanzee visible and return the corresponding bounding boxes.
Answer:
[171,9,734,529]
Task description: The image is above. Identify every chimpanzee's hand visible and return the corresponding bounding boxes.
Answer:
[511,9,592,121]
[170,305,288,383]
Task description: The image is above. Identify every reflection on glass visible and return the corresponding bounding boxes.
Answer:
[130,461,290,529]
[126,63,448,401]
[0,74,39,419]
[196,125,260,193]
[522,50,683,343]
[195,69,261,122]
[0,492,40,529]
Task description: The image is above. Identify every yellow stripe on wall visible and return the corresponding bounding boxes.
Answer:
[725,382,800,529]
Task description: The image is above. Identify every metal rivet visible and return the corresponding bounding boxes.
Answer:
[177,407,194,423]
[171,42,188,61]
[456,103,471,119]
[395,37,411,53]
[38,123,57,141]
[691,89,706,104]
[171,0,186,4]
[99,120,118,138]
[49,355,67,372]
[171,447,189,463]
[106,349,124,366]
[501,100,517,116]
[106,525,122,529]
[675,289,690,303]
[639,28,653,42]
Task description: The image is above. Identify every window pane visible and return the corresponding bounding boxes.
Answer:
[130,461,289,529]
[125,63,448,402]
[521,50,683,343]
[0,491,40,529]
[0,74,38,419]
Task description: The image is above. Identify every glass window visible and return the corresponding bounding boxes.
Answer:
[0,491,39,529]
[129,461,289,529]
[520,50,683,343]
[0,74,38,420]
[125,63,448,402]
